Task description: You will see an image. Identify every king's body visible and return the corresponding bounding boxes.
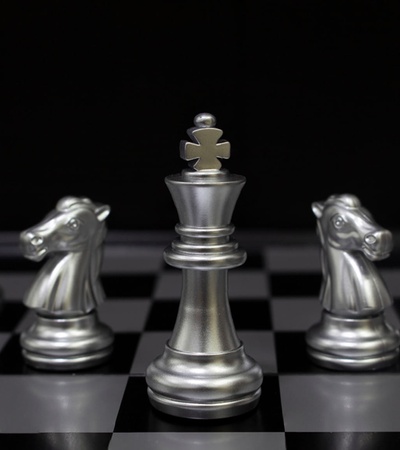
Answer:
[145,113,263,419]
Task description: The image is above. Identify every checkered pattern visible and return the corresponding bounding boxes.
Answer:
[1,232,400,449]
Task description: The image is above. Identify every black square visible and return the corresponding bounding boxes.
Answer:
[274,332,330,374]
[0,334,26,373]
[230,300,271,330]
[114,375,284,432]
[241,251,265,269]
[101,274,157,298]
[275,331,400,374]
[270,273,321,297]
[145,301,179,331]
[285,432,400,450]
[376,249,400,268]
[0,302,28,331]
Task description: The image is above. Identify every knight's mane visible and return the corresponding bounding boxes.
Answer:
[325,194,361,209]
[56,196,94,212]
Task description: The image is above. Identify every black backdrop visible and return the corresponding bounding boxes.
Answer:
[2,1,399,233]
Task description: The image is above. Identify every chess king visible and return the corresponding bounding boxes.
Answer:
[19,196,114,370]
[146,113,263,419]
[306,194,400,370]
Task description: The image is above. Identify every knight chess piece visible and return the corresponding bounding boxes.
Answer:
[145,113,263,419]
[19,196,114,371]
[306,193,400,370]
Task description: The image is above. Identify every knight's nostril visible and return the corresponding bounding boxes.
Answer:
[30,236,43,246]
[365,234,377,245]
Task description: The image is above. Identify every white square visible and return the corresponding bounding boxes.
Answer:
[0,375,129,432]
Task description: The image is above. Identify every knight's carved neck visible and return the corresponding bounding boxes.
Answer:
[25,240,105,315]
[317,229,381,289]
[45,241,102,273]
[321,240,373,268]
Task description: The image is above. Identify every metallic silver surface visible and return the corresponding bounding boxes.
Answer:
[19,196,114,370]
[306,193,400,370]
[146,113,263,419]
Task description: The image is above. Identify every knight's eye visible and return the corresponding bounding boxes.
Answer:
[67,218,80,230]
[30,236,43,246]
[332,214,345,229]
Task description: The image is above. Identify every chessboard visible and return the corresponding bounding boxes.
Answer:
[1,230,400,450]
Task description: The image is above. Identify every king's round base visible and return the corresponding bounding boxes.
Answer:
[20,311,114,371]
[306,311,400,371]
[147,386,261,420]
[146,343,263,420]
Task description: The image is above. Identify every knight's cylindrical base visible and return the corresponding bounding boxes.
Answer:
[306,311,400,370]
[20,311,114,371]
[146,342,263,419]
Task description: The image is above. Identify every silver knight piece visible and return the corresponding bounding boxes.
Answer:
[146,113,263,419]
[306,193,400,370]
[19,196,114,371]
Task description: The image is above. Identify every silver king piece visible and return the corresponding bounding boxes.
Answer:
[19,196,114,371]
[146,113,263,419]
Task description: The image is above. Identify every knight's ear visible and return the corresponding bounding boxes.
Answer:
[312,201,324,219]
[95,205,111,222]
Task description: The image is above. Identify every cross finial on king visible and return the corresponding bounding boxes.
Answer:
[179,112,231,171]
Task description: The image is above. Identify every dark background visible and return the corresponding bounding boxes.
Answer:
[1,1,399,233]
